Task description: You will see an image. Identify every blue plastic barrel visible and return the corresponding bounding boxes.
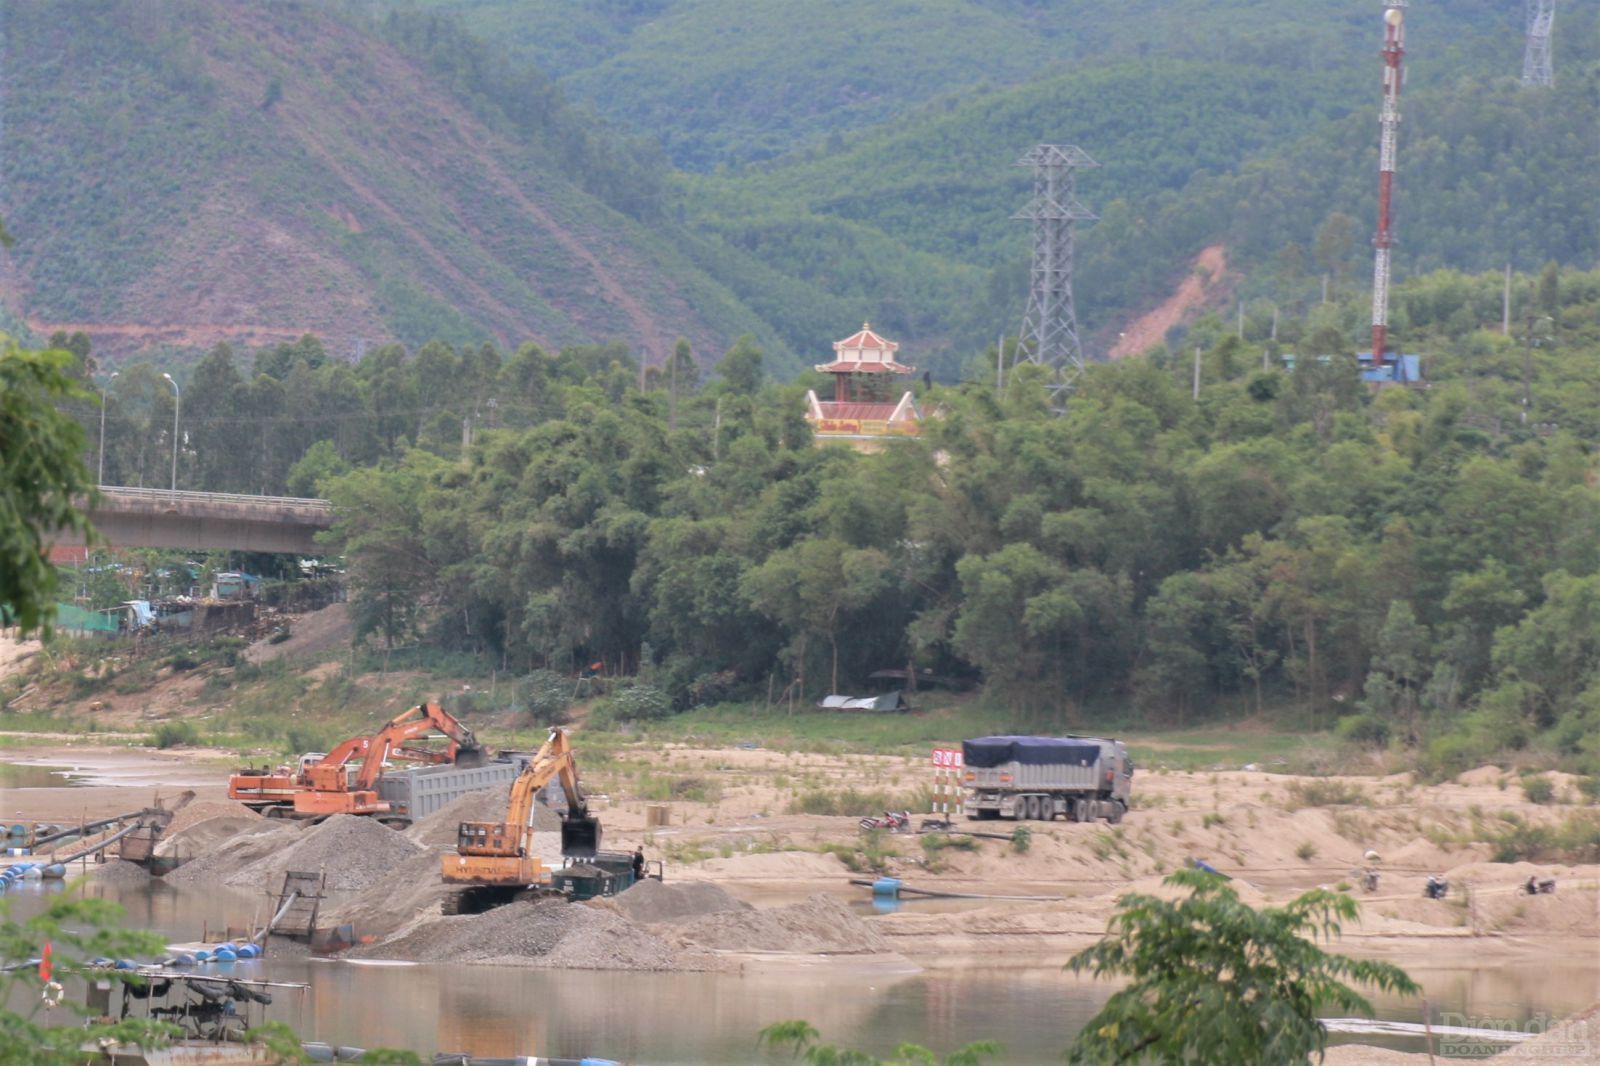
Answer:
[237,944,260,959]
[872,877,902,897]
[214,947,238,962]
[193,949,210,962]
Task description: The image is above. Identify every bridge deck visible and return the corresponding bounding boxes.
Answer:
[54,486,335,554]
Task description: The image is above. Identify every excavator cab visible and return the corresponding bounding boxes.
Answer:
[560,810,601,858]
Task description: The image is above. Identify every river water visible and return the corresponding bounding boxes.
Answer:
[7,876,1599,1063]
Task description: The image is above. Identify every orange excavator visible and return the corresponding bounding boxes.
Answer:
[440,726,601,914]
[291,702,485,819]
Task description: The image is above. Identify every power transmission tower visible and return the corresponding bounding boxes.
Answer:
[1014,144,1098,400]
[1522,0,1555,87]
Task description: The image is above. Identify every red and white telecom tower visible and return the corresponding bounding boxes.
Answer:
[1370,2,1406,369]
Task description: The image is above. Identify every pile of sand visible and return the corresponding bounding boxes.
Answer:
[404,790,558,850]
[671,893,888,955]
[606,878,749,925]
[156,800,264,859]
[353,897,711,971]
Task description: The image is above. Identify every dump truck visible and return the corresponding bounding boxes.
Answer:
[962,734,1132,823]
[374,755,529,825]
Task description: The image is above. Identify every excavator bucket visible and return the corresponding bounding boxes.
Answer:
[453,745,488,769]
[560,812,600,858]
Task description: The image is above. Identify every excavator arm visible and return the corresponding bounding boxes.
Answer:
[352,702,484,791]
[456,727,598,859]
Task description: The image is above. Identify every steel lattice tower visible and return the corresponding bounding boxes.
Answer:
[1014,144,1098,395]
[1522,0,1555,87]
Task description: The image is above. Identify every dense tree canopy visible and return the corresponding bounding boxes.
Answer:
[60,264,1600,772]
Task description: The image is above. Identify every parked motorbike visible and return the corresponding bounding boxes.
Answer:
[1423,875,1449,899]
[1525,876,1557,895]
[859,810,912,832]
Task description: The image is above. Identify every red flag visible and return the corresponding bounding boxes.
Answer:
[39,942,52,983]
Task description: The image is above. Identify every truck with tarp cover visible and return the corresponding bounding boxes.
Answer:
[962,735,1133,823]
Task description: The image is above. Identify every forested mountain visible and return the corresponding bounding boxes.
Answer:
[425,0,1527,170]
[0,0,776,364]
[688,48,1599,374]
[1,1,1594,381]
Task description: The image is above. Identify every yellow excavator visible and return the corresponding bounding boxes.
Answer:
[440,727,623,915]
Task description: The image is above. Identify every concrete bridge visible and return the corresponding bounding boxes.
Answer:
[55,487,335,555]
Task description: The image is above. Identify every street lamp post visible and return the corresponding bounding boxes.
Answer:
[97,371,119,486]
[161,373,180,491]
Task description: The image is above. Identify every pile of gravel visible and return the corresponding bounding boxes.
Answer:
[404,789,557,850]
[354,897,701,971]
[157,801,266,859]
[609,878,750,925]
[86,859,153,887]
[672,893,888,955]
[162,822,301,887]
[163,800,261,837]
[227,814,421,892]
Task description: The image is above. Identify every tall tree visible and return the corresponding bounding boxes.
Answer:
[0,345,96,633]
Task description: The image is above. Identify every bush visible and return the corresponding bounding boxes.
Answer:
[1421,728,1499,780]
[522,669,573,723]
[1335,713,1390,746]
[1011,825,1032,854]
[1296,841,1318,861]
[148,720,200,749]
[1578,776,1600,805]
[789,787,908,816]
[1489,813,1600,863]
[1284,779,1369,810]
[922,833,979,854]
[1521,774,1555,805]
[592,683,672,725]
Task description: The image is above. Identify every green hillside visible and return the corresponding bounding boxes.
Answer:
[0,0,784,365]
[427,0,1526,169]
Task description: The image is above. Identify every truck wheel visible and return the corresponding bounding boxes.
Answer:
[1073,799,1089,823]
[1107,801,1126,825]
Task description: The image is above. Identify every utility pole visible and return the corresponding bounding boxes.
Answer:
[1502,263,1513,334]
[161,373,180,492]
[1369,2,1406,370]
[1522,314,1534,424]
[97,371,118,485]
[1014,144,1098,404]
[1192,345,1202,400]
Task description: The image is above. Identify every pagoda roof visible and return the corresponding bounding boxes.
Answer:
[834,324,899,354]
[815,360,916,374]
[816,322,915,375]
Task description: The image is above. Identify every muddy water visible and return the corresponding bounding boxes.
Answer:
[0,761,84,788]
[10,878,1600,1063]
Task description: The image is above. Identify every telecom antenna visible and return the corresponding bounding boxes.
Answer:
[1369,3,1406,369]
[1014,144,1098,397]
[1522,0,1555,87]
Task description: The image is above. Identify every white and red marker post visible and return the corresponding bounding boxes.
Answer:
[931,746,965,819]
